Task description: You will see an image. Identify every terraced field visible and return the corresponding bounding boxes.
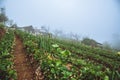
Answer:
[0,25,120,80]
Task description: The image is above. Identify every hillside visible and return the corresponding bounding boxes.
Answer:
[0,26,120,80]
[0,24,5,39]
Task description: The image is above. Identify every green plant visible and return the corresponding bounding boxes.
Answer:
[0,29,16,80]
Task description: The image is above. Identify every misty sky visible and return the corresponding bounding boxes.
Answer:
[2,0,120,43]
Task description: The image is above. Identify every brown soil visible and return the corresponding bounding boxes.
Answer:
[13,36,34,80]
[0,28,5,39]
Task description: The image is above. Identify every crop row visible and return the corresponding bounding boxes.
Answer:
[15,30,120,80]
[54,39,120,61]
[0,29,16,79]
[54,39,120,70]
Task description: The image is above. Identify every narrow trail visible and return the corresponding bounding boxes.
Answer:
[13,36,34,80]
[0,28,5,40]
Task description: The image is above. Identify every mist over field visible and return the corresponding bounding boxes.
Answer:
[1,0,120,80]
[1,0,120,49]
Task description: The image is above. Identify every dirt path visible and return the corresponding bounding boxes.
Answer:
[0,28,5,40]
[13,36,34,80]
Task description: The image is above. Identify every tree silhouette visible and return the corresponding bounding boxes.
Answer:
[81,37,100,47]
[0,8,8,24]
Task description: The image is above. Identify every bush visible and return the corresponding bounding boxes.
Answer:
[0,23,5,29]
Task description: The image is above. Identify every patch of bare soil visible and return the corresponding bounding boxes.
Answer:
[0,28,5,39]
[13,36,34,80]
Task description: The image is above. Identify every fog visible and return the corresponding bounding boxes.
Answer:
[0,0,5,7]
[1,0,120,49]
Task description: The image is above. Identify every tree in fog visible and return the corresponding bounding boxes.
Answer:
[53,29,63,38]
[0,8,8,24]
[8,19,14,26]
[81,37,99,47]
[11,23,18,28]
[71,33,80,41]
[102,41,112,50]
[112,33,120,50]
[41,26,50,33]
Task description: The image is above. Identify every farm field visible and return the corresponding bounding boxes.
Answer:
[0,25,120,80]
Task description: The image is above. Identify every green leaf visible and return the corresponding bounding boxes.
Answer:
[1,54,12,59]
[62,71,72,78]
[104,76,109,80]
[61,50,71,57]
[56,60,62,66]
[116,71,120,78]
[57,48,62,52]
[65,50,71,56]
[51,68,55,73]
[8,70,16,78]
[117,52,120,56]
[71,78,76,80]
[52,44,59,48]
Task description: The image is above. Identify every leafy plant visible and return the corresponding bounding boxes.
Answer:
[0,29,16,80]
